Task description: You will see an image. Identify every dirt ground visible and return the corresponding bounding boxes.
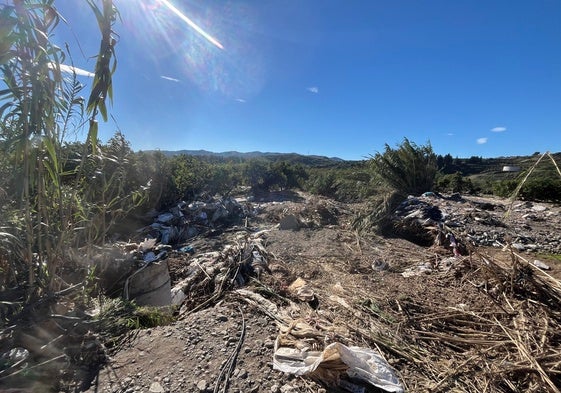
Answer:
[3,191,561,392]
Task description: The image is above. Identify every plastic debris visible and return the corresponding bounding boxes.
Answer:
[287,277,315,302]
[139,238,157,252]
[2,347,30,364]
[143,251,167,263]
[372,260,389,271]
[171,287,186,305]
[448,233,461,257]
[273,342,403,393]
[143,252,158,263]
[157,212,175,224]
[138,195,247,246]
[533,259,551,270]
[178,245,195,254]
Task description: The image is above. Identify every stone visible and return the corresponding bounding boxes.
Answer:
[196,379,208,392]
[149,382,165,393]
[280,384,296,393]
[279,215,300,230]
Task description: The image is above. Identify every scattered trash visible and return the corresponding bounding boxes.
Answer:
[138,195,247,245]
[156,212,175,224]
[532,205,547,212]
[1,347,30,364]
[139,238,157,252]
[533,259,551,270]
[171,287,186,306]
[385,193,561,255]
[448,233,461,257]
[401,262,433,277]
[171,237,274,312]
[178,245,195,254]
[372,259,389,271]
[287,277,315,302]
[124,261,172,307]
[273,342,403,393]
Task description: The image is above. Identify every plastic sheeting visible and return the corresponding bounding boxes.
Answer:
[273,342,403,393]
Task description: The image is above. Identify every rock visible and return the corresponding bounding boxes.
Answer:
[196,379,208,392]
[532,205,547,212]
[280,384,296,393]
[279,215,300,230]
[271,384,281,393]
[149,381,165,393]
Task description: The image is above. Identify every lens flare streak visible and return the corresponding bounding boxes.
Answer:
[159,0,224,50]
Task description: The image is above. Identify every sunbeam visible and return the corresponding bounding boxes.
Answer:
[158,0,224,50]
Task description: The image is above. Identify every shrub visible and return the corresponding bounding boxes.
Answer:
[369,138,437,197]
[519,178,561,202]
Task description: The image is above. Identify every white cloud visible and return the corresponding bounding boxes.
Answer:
[306,86,319,94]
[446,133,454,136]
[235,98,246,103]
[50,63,95,77]
[491,126,507,132]
[477,137,488,144]
[161,75,180,83]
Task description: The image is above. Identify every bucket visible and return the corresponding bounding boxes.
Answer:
[126,261,172,307]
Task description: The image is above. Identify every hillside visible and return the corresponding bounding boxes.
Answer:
[146,149,349,168]
[439,152,561,179]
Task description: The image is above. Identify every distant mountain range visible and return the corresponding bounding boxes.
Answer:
[142,149,561,174]
[145,149,348,167]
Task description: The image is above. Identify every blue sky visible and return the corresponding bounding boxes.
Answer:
[54,0,560,160]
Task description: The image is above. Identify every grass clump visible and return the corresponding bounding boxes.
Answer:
[93,298,175,348]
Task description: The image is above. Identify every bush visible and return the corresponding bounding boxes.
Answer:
[435,172,476,194]
[519,178,561,202]
[369,138,437,197]
[493,180,518,198]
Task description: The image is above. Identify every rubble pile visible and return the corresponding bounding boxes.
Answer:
[253,196,344,230]
[139,196,249,245]
[389,193,561,254]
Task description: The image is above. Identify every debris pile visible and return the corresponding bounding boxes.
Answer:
[171,233,273,314]
[388,193,561,254]
[139,196,248,245]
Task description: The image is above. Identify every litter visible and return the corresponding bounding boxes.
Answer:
[139,238,157,252]
[533,259,551,270]
[287,277,315,302]
[178,245,195,254]
[273,342,403,393]
[156,212,175,224]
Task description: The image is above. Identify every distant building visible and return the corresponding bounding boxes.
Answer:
[502,166,521,172]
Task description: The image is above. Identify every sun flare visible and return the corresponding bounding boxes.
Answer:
[158,0,224,50]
